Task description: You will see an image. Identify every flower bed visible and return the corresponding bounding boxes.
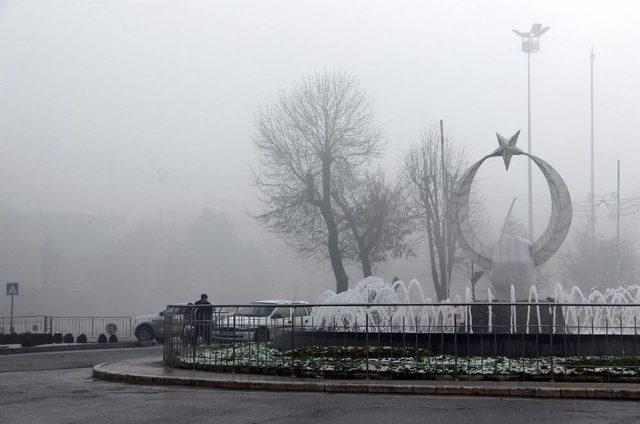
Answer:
[171,343,640,380]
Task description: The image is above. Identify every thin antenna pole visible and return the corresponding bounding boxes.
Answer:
[527,49,534,242]
[499,197,518,242]
[590,45,596,239]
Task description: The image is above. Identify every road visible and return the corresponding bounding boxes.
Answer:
[1,347,639,424]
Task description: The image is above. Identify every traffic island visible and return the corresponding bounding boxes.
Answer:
[93,357,640,399]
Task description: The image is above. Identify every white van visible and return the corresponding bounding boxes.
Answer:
[214,300,311,342]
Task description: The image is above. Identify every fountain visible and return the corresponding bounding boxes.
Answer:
[270,131,639,359]
[310,130,580,332]
[310,276,640,335]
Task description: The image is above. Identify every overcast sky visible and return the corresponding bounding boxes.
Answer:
[0,0,638,236]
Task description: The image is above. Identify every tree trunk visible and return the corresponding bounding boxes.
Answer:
[324,209,349,292]
[435,282,449,302]
[436,239,449,302]
[321,157,349,293]
[359,251,373,278]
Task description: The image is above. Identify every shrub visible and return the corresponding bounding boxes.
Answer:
[97,334,108,343]
[0,333,4,344]
[35,333,53,345]
[52,332,63,344]
[63,333,74,344]
[19,333,36,347]
[7,332,19,344]
[76,334,88,344]
[108,334,118,343]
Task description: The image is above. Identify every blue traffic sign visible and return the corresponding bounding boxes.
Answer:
[6,282,19,296]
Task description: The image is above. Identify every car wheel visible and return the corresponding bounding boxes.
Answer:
[135,324,155,342]
[254,327,269,343]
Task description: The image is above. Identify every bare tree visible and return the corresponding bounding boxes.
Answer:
[252,70,383,293]
[402,127,474,301]
[332,169,413,278]
[562,223,640,290]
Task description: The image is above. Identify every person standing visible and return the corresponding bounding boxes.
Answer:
[194,293,212,345]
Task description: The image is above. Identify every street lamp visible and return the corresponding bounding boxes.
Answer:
[513,23,550,242]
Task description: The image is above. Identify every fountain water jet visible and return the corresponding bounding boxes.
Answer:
[311,276,640,335]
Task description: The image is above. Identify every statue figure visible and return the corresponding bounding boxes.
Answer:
[451,131,572,300]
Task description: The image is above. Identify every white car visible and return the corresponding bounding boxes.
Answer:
[133,304,192,342]
[214,300,311,342]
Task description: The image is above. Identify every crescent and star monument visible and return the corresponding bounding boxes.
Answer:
[452,131,572,300]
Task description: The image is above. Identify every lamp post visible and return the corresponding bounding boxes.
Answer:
[513,23,550,241]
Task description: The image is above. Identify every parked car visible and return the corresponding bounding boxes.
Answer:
[134,304,191,342]
[214,300,311,342]
[134,303,230,343]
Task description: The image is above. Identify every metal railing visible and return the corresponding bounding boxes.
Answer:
[163,302,640,381]
[51,317,132,339]
[0,316,49,334]
[0,315,132,340]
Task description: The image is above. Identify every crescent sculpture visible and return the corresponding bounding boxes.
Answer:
[451,131,572,300]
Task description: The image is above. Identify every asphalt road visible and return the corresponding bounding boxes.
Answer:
[1,347,639,424]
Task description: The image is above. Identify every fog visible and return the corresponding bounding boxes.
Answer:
[0,1,638,317]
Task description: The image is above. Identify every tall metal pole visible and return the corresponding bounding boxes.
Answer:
[617,160,621,259]
[515,24,549,241]
[527,49,534,241]
[10,295,15,333]
[590,46,596,239]
[470,262,476,302]
[440,119,447,203]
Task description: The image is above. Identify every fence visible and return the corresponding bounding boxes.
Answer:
[0,316,49,334]
[0,316,132,339]
[51,317,132,339]
[163,302,640,381]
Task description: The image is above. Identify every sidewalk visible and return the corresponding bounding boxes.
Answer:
[93,357,640,399]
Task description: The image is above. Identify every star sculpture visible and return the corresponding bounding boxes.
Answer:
[493,130,522,170]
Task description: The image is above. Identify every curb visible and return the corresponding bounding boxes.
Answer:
[0,341,155,355]
[92,363,640,399]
